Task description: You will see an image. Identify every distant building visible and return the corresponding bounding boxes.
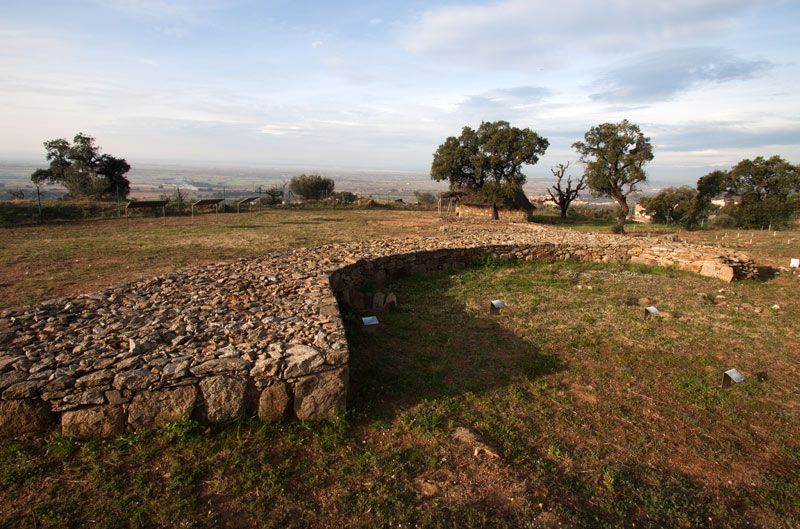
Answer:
[633,203,652,223]
[711,198,738,207]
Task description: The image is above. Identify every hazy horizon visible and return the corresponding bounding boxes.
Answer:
[3,1,799,186]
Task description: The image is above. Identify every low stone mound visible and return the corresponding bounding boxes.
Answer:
[0,223,757,439]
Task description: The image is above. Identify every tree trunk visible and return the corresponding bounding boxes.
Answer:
[560,205,568,219]
[614,197,629,234]
[491,204,499,220]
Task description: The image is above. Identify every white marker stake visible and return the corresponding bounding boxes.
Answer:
[490,299,506,315]
[644,306,659,320]
[722,368,746,389]
[362,316,379,334]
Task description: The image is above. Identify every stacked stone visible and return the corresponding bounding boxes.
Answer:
[0,222,757,439]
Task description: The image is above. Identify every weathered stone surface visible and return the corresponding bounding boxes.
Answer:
[62,405,125,439]
[319,304,339,317]
[283,345,326,378]
[105,389,129,406]
[0,399,53,437]
[41,376,74,393]
[0,355,25,373]
[57,390,106,410]
[127,385,198,431]
[75,369,115,388]
[293,367,348,421]
[3,381,40,399]
[198,376,246,423]
[162,358,191,379]
[717,265,735,283]
[190,358,250,376]
[384,293,398,312]
[113,369,159,391]
[258,382,292,422]
[700,260,718,279]
[250,358,281,380]
[0,370,28,391]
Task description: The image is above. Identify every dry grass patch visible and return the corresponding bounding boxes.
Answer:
[0,209,440,309]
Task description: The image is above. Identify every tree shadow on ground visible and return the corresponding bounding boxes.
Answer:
[343,269,565,424]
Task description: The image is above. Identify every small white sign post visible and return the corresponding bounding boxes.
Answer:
[361,316,379,334]
[490,299,506,315]
[644,306,659,320]
[722,368,746,388]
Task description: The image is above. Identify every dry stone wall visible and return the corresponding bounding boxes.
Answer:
[0,222,757,439]
[456,203,533,222]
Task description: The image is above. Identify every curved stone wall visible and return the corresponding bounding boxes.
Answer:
[0,223,757,439]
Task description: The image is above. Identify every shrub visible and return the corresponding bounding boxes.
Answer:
[289,174,335,201]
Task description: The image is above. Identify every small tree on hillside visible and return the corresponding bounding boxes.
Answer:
[431,120,548,219]
[289,173,335,201]
[572,120,653,234]
[413,190,437,208]
[264,183,286,204]
[30,133,131,199]
[546,162,586,219]
[639,186,698,224]
[686,169,727,227]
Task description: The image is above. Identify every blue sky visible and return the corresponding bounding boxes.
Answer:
[1,0,798,185]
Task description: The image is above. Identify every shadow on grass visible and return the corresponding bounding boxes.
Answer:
[343,267,565,424]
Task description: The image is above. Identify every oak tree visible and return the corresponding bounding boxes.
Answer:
[30,133,131,199]
[572,120,653,233]
[431,120,548,218]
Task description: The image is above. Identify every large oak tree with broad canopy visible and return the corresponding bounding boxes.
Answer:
[572,120,654,234]
[430,120,549,218]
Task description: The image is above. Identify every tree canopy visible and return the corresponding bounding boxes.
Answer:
[572,120,653,233]
[694,156,800,228]
[431,120,548,209]
[723,155,799,203]
[288,173,335,201]
[639,186,698,224]
[31,133,131,199]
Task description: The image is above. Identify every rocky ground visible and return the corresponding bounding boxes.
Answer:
[0,221,757,439]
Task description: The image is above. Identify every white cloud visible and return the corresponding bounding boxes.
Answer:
[590,48,772,103]
[369,17,382,25]
[400,0,760,71]
[311,40,323,48]
[260,125,304,136]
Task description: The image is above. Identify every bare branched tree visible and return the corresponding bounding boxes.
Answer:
[547,162,586,219]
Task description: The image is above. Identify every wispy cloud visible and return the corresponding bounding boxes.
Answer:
[654,121,800,151]
[260,124,304,136]
[400,0,759,70]
[95,0,227,23]
[459,85,551,114]
[321,55,375,85]
[590,48,772,103]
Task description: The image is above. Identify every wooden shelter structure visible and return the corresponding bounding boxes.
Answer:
[125,200,168,225]
[236,197,259,213]
[191,198,224,223]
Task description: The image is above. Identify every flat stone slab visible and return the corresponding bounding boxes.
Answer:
[0,222,757,438]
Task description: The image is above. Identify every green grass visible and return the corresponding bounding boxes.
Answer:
[3,253,799,528]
